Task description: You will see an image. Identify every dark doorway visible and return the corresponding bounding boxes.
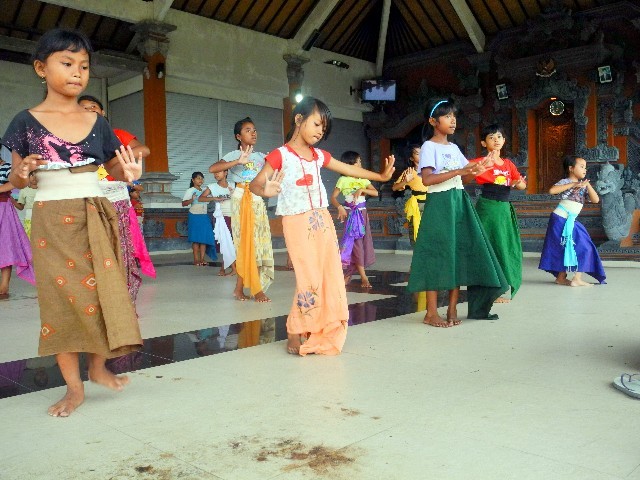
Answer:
[536,102,575,193]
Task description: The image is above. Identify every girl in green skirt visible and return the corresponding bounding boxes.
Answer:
[470,124,526,303]
[407,100,508,327]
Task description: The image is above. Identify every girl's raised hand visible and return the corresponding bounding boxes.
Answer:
[513,175,527,187]
[337,205,348,222]
[262,169,285,197]
[13,154,48,180]
[237,145,253,165]
[379,155,396,181]
[405,168,415,182]
[115,145,143,182]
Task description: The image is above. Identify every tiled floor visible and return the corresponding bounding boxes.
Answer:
[1,252,639,480]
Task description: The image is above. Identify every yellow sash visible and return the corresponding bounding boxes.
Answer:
[405,195,423,241]
[236,187,262,295]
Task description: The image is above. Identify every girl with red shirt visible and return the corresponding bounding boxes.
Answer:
[470,124,526,303]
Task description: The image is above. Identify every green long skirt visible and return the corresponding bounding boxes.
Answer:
[474,196,522,298]
[407,188,508,319]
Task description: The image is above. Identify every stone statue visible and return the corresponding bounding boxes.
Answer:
[595,163,636,241]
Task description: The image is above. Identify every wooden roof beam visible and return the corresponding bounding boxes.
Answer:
[376,0,391,76]
[291,0,341,52]
[448,0,485,52]
[153,0,175,22]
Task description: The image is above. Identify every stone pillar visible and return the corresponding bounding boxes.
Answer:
[282,54,309,141]
[133,20,178,203]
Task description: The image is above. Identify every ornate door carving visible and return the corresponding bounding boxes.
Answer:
[537,104,575,193]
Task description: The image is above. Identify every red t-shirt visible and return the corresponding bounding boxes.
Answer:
[265,145,331,171]
[113,128,136,148]
[471,157,521,186]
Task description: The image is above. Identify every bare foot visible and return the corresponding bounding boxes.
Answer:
[254,291,271,303]
[494,297,510,303]
[287,334,302,354]
[361,281,372,289]
[570,279,593,287]
[423,314,450,328]
[344,275,352,286]
[48,384,85,417]
[233,291,249,301]
[88,365,130,391]
[555,278,572,286]
[217,268,226,276]
[446,307,461,326]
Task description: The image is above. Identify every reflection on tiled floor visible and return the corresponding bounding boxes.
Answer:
[0,268,467,400]
[3,254,640,480]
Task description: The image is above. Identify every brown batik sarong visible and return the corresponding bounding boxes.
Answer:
[31,197,143,358]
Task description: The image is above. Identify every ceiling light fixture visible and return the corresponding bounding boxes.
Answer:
[324,60,349,69]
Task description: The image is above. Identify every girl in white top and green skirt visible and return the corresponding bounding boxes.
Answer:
[407,99,508,327]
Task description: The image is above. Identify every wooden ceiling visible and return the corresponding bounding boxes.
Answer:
[0,0,628,66]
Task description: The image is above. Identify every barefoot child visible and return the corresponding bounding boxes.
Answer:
[199,169,236,276]
[249,97,395,355]
[182,172,216,266]
[392,144,427,242]
[210,117,274,302]
[79,95,155,293]
[470,124,527,303]
[3,28,143,416]
[0,159,35,295]
[538,156,605,286]
[407,99,508,327]
[330,150,377,288]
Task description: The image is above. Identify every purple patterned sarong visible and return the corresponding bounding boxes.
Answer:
[340,201,366,265]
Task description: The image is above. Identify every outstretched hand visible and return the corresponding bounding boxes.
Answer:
[115,145,142,182]
[379,155,396,182]
[237,145,253,165]
[262,169,285,197]
[13,154,48,180]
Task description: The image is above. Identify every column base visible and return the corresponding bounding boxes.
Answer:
[139,171,181,203]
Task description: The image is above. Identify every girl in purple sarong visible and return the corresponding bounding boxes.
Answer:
[330,151,377,288]
[538,155,606,286]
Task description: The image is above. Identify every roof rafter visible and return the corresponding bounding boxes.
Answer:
[449,0,485,52]
[291,0,340,51]
[376,0,391,75]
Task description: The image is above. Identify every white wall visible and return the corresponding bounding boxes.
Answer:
[1,1,374,144]
[106,2,375,122]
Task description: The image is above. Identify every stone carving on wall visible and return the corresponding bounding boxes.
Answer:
[595,163,638,240]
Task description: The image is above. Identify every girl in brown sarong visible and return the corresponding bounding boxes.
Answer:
[249,97,395,355]
[4,29,143,417]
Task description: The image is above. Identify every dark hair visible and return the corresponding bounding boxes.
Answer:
[423,98,458,140]
[481,123,506,141]
[32,28,93,64]
[563,155,581,176]
[286,96,332,143]
[340,151,361,165]
[406,143,421,168]
[233,117,254,149]
[189,171,204,188]
[78,95,103,111]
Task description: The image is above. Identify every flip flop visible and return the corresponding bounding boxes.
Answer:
[613,374,640,399]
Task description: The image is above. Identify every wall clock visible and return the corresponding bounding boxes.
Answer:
[549,100,565,116]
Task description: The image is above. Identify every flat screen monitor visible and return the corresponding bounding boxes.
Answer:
[361,79,396,102]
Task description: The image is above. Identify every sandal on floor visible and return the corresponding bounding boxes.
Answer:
[613,374,640,399]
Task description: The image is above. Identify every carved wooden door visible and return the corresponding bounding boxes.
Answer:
[537,105,575,193]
